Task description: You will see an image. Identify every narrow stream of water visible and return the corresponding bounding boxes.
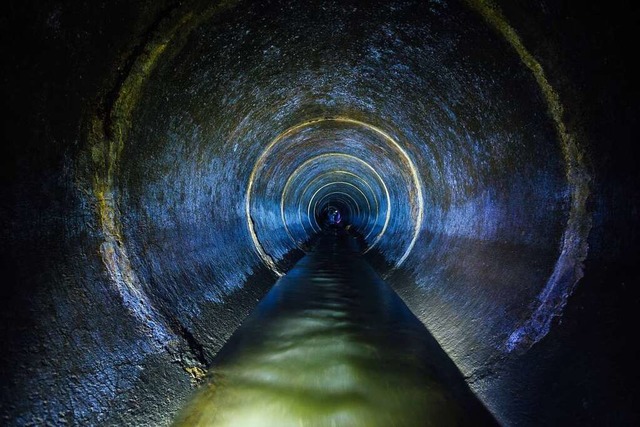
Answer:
[174,229,496,426]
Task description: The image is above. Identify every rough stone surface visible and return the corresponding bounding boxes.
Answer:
[1,0,638,425]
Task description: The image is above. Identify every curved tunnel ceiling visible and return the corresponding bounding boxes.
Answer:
[8,0,631,425]
[85,0,591,420]
[91,0,589,357]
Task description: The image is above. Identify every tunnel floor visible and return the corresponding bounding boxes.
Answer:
[174,229,496,426]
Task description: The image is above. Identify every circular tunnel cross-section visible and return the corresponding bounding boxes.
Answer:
[109,1,590,410]
[90,0,594,422]
[7,0,625,424]
[247,118,424,275]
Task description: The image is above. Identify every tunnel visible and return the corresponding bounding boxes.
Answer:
[1,0,639,425]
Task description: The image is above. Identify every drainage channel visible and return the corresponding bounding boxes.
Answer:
[174,228,497,427]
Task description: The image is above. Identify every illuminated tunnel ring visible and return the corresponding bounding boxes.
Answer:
[312,188,377,239]
[309,191,362,230]
[287,170,380,242]
[288,152,391,253]
[248,115,425,275]
[309,194,358,231]
[307,182,370,231]
[301,191,359,235]
[280,154,387,251]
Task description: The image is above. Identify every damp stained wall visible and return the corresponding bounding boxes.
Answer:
[1,0,638,425]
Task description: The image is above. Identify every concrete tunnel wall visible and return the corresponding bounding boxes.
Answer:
[1,0,638,425]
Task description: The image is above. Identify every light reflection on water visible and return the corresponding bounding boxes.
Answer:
[174,231,495,426]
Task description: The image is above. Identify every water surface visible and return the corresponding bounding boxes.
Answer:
[174,230,496,426]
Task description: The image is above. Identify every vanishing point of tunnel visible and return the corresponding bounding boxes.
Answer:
[1,0,639,426]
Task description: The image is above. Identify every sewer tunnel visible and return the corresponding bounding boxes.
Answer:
[2,0,638,425]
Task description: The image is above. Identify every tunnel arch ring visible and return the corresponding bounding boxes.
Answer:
[308,179,379,239]
[305,184,366,233]
[307,183,371,231]
[294,170,381,240]
[311,193,359,231]
[300,191,360,236]
[281,154,387,252]
[247,118,424,276]
[312,194,360,231]
[308,189,363,231]
[307,193,359,233]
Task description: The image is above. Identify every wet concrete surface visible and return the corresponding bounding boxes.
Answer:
[174,229,496,426]
[2,1,639,424]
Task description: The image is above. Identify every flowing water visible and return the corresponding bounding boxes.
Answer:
[174,229,496,426]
